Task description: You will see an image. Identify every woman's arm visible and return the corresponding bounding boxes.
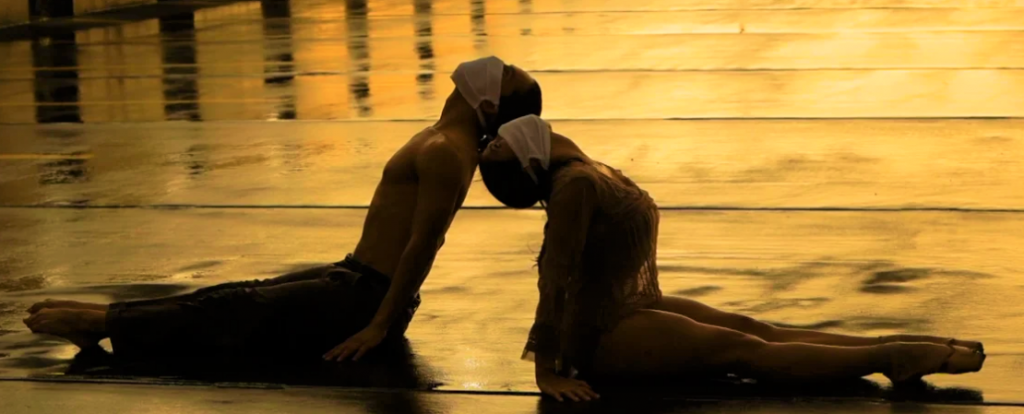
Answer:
[535,355,599,402]
[532,176,601,401]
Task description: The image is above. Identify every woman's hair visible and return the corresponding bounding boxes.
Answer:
[480,158,543,209]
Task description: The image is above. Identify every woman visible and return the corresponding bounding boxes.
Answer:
[479,115,985,402]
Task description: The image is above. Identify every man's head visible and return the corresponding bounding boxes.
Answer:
[489,65,542,138]
[450,57,542,141]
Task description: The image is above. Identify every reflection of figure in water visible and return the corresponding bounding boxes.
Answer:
[478,115,986,402]
[413,0,435,100]
[345,0,372,117]
[158,12,201,121]
[23,57,543,365]
[32,32,82,124]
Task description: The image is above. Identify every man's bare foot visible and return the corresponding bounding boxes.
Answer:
[27,299,108,314]
[879,335,984,354]
[23,309,108,349]
[884,343,985,384]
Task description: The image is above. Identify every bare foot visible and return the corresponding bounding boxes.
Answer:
[949,339,985,354]
[885,343,985,383]
[27,299,108,314]
[23,309,107,349]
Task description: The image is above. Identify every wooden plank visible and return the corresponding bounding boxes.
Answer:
[305,0,1024,16]
[3,69,1022,122]
[0,41,33,123]
[52,8,1024,41]
[1,381,1021,410]
[74,0,155,16]
[1,119,1021,208]
[0,0,30,28]
[10,8,1019,49]
[4,31,1019,80]
[415,9,1024,34]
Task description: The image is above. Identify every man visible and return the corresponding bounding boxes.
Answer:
[23,56,543,364]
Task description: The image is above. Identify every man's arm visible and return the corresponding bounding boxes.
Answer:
[368,142,465,329]
[324,142,466,361]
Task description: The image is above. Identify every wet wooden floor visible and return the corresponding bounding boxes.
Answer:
[1,0,1023,408]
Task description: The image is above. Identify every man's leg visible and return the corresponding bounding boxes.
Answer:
[103,267,379,359]
[27,265,336,314]
[27,299,107,314]
[23,264,393,361]
[24,308,107,349]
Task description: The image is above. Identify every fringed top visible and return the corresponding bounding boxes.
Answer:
[522,160,662,376]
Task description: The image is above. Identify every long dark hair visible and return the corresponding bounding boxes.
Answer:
[480,159,542,209]
[480,157,576,210]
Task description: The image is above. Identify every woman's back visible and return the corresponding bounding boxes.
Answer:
[527,160,662,374]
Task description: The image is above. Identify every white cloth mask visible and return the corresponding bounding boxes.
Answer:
[450,56,505,127]
[497,114,551,183]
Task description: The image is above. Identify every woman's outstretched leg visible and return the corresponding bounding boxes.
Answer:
[880,334,983,353]
[592,310,983,382]
[652,296,983,351]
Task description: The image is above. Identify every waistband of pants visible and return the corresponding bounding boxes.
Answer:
[334,254,391,287]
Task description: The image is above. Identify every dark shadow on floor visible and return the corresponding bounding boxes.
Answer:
[63,338,443,389]
[585,374,983,405]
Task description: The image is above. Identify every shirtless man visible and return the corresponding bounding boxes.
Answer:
[23,56,542,363]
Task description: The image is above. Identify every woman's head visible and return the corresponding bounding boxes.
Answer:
[480,115,552,208]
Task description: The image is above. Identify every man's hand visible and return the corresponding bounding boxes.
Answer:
[537,372,600,402]
[323,324,388,362]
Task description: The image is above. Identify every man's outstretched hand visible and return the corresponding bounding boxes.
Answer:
[323,324,388,362]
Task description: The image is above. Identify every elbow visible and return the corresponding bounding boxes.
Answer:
[403,235,443,267]
[408,233,444,253]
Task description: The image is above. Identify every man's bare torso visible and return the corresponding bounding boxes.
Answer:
[352,127,477,277]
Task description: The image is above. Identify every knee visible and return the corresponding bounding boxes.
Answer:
[726,314,776,338]
[715,330,769,365]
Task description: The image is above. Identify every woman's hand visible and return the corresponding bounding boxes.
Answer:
[323,324,388,362]
[537,372,600,402]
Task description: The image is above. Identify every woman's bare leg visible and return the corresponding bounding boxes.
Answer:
[653,296,982,351]
[592,310,983,382]
[880,334,983,352]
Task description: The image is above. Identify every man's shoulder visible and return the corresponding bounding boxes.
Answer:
[410,136,470,182]
[394,128,456,162]
[415,130,469,165]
